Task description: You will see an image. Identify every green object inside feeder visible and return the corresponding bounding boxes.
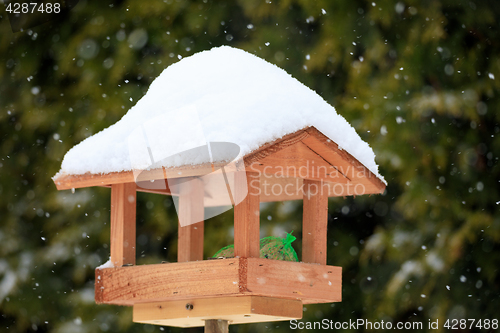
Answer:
[213,232,298,262]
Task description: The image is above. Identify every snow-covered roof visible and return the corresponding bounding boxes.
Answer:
[54,46,384,184]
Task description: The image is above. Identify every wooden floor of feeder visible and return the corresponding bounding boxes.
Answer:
[133,296,302,328]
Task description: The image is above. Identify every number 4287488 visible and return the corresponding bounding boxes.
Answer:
[444,319,498,330]
[5,2,61,14]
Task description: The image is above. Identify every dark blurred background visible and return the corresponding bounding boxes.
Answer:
[1,0,499,332]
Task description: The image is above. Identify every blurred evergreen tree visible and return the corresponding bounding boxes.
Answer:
[0,0,499,332]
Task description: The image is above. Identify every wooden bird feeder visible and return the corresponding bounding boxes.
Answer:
[53,126,385,331]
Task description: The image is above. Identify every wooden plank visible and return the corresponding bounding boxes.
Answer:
[110,183,137,267]
[132,173,369,205]
[244,129,310,166]
[55,170,171,191]
[234,172,260,258]
[100,181,174,196]
[54,170,137,190]
[247,175,378,203]
[95,259,241,305]
[302,179,328,265]
[259,176,303,202]
[303,127,386,195]
[177,177,205,262]
[95,258,341,306]
[245,258,341,304]
[133,296,302,328]
[163,162,224,180]
[247,141,349,184]
[53,161,231,191]
[134,297,300,328]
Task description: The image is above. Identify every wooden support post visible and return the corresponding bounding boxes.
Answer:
[177,177,204,262]
[234,172,260,258]
[205,319,229,333]
[302,179,328,265]
[110,183,137,266]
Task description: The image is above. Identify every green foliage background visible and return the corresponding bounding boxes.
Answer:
[1,0,499,332]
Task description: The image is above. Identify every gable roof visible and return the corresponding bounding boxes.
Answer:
[53,46,385,203]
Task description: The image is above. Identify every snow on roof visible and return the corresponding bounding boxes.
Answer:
[55,46,384,183]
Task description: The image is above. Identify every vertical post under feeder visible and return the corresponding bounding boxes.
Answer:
[205,319,229,333]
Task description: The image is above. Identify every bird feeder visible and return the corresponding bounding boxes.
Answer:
[52,46,386,331]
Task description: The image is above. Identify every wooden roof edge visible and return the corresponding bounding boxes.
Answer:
[53,126,386,194]
[52,128,312,191]
[243,127,310,166]
[53,160,233,191]
[304,127,386,193]
[53,170,137,190]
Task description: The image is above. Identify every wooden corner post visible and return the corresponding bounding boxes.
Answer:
[177,177,205,262]
[110,183,137,266]
[234,172,260,258]
[302,179,328,265]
